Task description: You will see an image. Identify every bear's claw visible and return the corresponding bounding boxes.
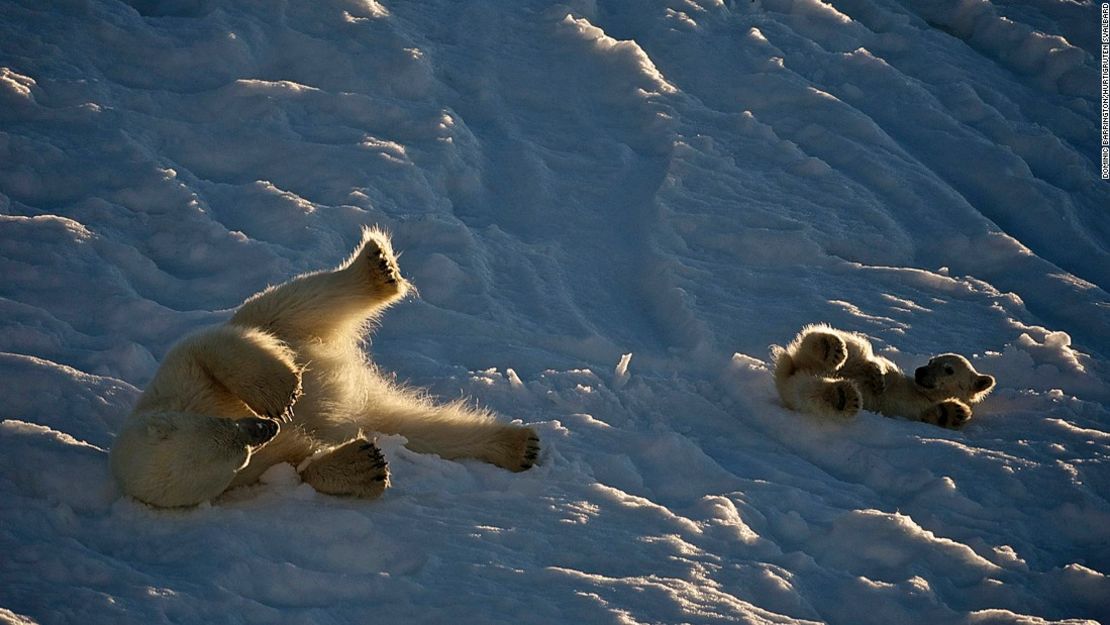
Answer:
[360,442,388,470]
[362,236,406,295]
[269,377,302,423]
[376,255,398,285]
[301,437,390,499]
[250,364,304,424]
[520,433,540,471]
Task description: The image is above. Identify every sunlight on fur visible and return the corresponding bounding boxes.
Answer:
[110,228,539,507]
[771,324,995,429]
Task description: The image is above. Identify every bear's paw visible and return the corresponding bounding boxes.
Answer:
[860,362,886,397]
[821,380,861,418]
[924,400,972,429]
[301,437,390,499]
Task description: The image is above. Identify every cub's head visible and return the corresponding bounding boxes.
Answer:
[913,354,995,403]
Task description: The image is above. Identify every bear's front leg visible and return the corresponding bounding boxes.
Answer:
[921,400,972,429]
[177,326,302,421]
[230,228,411,343]
[300,437,390,499]
[218,355,302,422]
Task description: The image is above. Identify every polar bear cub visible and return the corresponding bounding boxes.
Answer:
[771,324,995,429]
[110,228,540,507]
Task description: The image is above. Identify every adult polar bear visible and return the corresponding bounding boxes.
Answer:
[111,229,540,507]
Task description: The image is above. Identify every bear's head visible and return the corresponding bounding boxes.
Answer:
[913,354,995,403]
[110,413,279,507]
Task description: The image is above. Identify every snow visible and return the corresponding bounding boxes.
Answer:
[0,0,1107,623]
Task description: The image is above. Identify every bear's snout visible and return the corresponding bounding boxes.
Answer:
[237,417,281,446]
[914,367,932,388]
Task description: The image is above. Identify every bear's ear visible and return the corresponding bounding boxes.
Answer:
[146,419,177,440]
[973,374,995,393]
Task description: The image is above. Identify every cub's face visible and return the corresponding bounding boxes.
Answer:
[913,354,995,403]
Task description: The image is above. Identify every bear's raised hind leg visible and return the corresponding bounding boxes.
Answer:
[231,228,411,343]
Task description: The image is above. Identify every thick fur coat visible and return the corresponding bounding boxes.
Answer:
[110,229,539,507]
[772,324,995,428]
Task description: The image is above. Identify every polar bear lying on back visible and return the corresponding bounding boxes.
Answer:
[110,229,539,507]
[771,324,995,429]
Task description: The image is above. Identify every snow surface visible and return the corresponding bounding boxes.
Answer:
[1,0,1107,623]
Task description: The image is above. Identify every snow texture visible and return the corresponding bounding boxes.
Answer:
[1,0,1107,623]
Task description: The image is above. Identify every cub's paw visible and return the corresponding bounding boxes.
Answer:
[859,362,886,397]
[923,400,972,429]
[800,332,848,372]
[820,380,861,418]
[235,417,282,447]
[301,437,390,500]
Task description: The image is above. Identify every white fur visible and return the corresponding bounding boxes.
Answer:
[111,228,539,507]
[771,323,995,428]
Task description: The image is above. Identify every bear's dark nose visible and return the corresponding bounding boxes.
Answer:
[237,417,280,446]
[914,367,930,387]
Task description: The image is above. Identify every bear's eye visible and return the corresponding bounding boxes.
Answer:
[944,365,954,375]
